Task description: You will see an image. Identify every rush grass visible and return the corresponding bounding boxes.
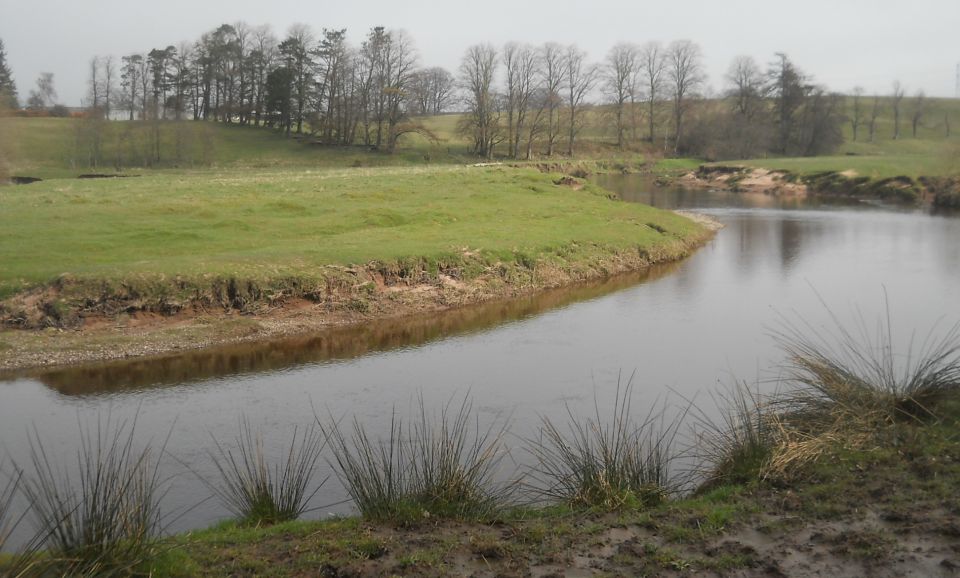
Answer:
[16,416,167,576]
[204,420,326,526]
[525,381,682,510]
[320,396,511,524]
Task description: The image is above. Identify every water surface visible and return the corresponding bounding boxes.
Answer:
[2,176,958,540]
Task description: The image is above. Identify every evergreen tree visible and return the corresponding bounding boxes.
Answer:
[0,38,19,109]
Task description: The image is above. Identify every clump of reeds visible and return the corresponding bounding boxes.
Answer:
[205,419,327,526]
[525,379,681,510]
[774,306,960,427]
[746,303,960,482]
[321,396,511,524]
[18,415,166,576]
[689,381,777,490]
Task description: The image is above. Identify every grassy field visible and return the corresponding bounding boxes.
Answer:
[5,95,959,181]
[709,96,960,178]
[0,165,701,301]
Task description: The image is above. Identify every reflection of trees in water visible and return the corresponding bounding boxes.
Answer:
[33,263,682,396]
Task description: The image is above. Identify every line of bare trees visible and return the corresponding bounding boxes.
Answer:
[69,24,955,165]
[84,23,455,153]
[458,39,709,159]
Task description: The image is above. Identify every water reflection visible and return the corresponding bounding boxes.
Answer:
[16,262,682,395]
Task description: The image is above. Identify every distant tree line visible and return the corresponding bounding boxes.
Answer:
[1,28,954,166]
[683,53,848,159]
[80,23,451,153]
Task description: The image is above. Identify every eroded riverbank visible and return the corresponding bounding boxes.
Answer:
[0,211,719,374]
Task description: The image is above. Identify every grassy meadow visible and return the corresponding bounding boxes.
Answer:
[0,164,702,301]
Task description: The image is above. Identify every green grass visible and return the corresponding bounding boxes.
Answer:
[0,165,702,301]
[708,96,960,179]
[735,145,959,179]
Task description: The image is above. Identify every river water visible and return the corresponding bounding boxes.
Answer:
[2,175,959,542]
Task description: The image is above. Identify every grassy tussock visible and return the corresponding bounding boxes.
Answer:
[320,396,511,524]
[775,308,960,426]
[695,306,960,487]
[17,415,166,576]
[205,420,326,526]
[526,380,681,510]
[690,382,776,489]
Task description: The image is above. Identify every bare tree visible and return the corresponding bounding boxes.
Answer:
[564,45,598,155]
[639,42,666,144]
[721,55,770,158]
[408,66,454,117]
[503,45,542,159]
[868,94,881,143]
[604,43,639,150]
[27,72,57,110]
[910,91,927,138]
[382,30,418,152]
[103,56,115,119]
[850,86,864,142]
[540,42,566,156]
[891,80,905,140]
[666,40,703,153]
[458,44,501,158]
[503,43,521,158]
[250,25,277,126]
[88,57,101,111]
[726,56,764,119]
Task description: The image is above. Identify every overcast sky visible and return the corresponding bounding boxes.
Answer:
[2,0,958,106]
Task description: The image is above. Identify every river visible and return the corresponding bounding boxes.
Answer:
[2,175,959,542]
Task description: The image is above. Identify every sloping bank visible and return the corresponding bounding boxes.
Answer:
[678,164,960,206]
[0,166,717,372]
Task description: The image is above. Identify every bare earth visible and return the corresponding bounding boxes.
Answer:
[679,168,809,196]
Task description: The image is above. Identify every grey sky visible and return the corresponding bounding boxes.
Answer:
[2,0,958,106]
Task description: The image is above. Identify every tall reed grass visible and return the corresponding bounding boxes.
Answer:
[689,381,776,489]
[691,304,960,486]
[205,419,326,526]
[0,468,21,554]
[0,467,44,578]
[774,307,960,426]
[525,379,682,510]
[320,396,511,524]
[18,415,166,576]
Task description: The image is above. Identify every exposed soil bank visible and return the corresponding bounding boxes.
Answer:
[676,165,960,206]
[0,213,719,374]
